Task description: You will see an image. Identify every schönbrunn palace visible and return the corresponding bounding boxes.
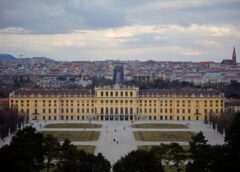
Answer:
[9,85,225,121]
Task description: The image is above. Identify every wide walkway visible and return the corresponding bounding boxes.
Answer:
[0,120,225,165]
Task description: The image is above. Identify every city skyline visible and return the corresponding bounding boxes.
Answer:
[0,0,240,62]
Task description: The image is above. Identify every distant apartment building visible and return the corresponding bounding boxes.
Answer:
[9,85,224,122]
[132,74,158,83]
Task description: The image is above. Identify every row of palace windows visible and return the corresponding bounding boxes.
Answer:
[23,108,96,114]
[100,107,133,114]
[12,99,223,106]
[100,91,134,97]
[19,106,223,115]
[100,100,134,104]
[39,115,199,121]
[40,115,87,121]
[148,115,199,121]
[139,108,223,114]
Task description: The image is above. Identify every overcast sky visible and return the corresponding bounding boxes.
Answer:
[0,0,239,62]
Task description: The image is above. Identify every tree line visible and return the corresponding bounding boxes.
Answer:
[208,110,236,135]
[0,126,111,172]
[0,109,24,139]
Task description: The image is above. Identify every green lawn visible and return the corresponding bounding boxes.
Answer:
[133,131,194,142]
[131,123,188,129]
[45,123,102,128]
[138,145,190,152]
[76,145,96,154]
[164,165,186,172]
[41,131,100,141]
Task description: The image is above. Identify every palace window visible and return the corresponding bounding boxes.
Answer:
[125,108,128,114]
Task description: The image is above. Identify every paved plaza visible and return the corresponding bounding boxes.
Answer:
[0,120,225,165]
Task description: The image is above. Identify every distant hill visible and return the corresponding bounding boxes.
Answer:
[0,54,55,62]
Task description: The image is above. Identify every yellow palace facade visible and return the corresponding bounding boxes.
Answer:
[9,85,224,121]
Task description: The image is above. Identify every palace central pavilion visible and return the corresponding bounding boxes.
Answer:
[9,85,224,121]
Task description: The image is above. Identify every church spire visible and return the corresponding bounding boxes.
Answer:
[232,46,236,64]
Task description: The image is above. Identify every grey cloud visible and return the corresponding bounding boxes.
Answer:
[0,0,126,34]
[125,1,240,27]
[0,0,239,34]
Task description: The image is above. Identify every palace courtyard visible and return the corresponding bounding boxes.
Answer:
[0,120,225,165]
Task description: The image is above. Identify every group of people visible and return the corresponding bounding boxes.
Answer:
[105,125,128,145]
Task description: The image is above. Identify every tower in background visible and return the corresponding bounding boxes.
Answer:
[113,65,124,84]
[221,46,237,65]
[232,46,237,65]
